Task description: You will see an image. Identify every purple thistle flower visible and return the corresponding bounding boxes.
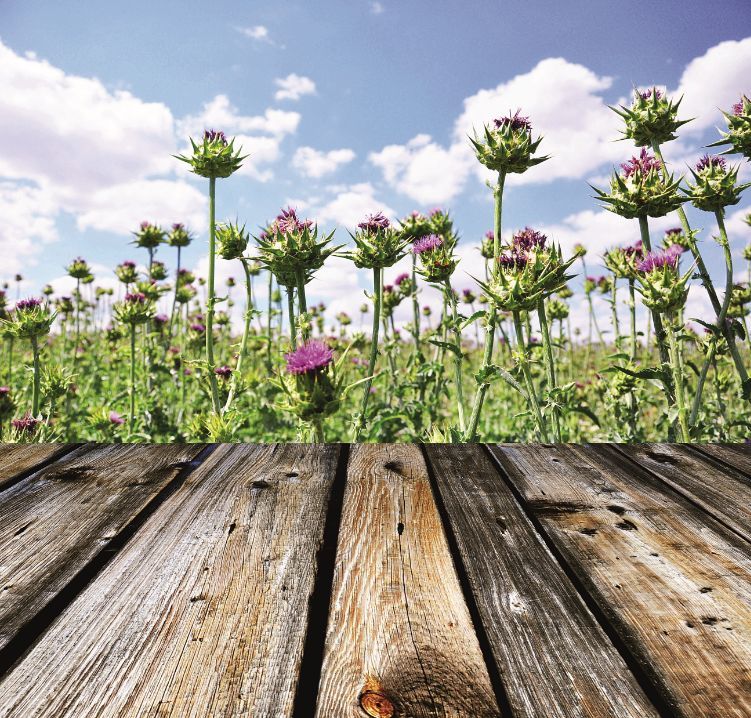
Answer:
[11,416,40,434]
[15,297,42,312]
[498,252,528,270]
[639,88,663,100]
[664,227,683,237]
[383,284,394,293]
[190,323,206,333]
[624,240,644,258]
[484,230,494,240]
[109,411,125,425]
[0,386,10,396]
[394,272,410,286]
[204,128,227,145]
[154,314,168,325]
[139,221,151,230]
[733,98,746,116]
[493,110,532,132]
[285,340,334,375]
[620,148,661,178]
[637,249,680,273]
[413,234,443,255]
[512,226,547,251]
[172,222,185,231]
[357,211,390,233]
[124,292,147,304]
[695,154,727,173]
[274,206,313,234]
[428,207,443,217]
[214,365,232,379]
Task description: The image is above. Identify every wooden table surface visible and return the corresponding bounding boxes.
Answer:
[0,443,749,718]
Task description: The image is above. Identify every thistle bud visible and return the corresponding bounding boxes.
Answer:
[67,257,90,280]
[217,221,250,260]
[413,234,458,283]
[480,231,495,259]
[471,110,549,174]
[176,129,246,179]
[282,340,340,421]
[684,154,750,212]
[612,88,690,147]
[167,222,193,248]
[398,211,431,241]
[635,247,691,314]
[150,260,168,281]
[133,221,165,249]
[594,148,686,219]
[115,260,139,284]
[708,95,751,160]
[2,298,55,339]
[604,241,644,279]
[546,298,570,321]
[346,212,408,269]
[113,292,155,326]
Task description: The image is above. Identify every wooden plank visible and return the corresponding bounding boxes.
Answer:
[0,444,340,718]
[0,442,205,659]
[315,444,500,718]
[615,443,751,543]
[692,443,751,476]
[0,443,77,491]
[426,444,660,718]
[490,444,751,718]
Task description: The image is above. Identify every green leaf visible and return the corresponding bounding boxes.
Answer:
[428,339,462,358]
[460,310,485,330]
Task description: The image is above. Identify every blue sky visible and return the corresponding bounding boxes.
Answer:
[1,0,750,327]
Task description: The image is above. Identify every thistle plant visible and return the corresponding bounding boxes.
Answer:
[67,256,91,363]
[166,223,194,341]
[399,210,432,348]
[344,212,409,440]
[465,110,549,441]
[176,129,246,414]
[708,95,751,160]
[0,298,55,418]
[113,292,155,434]
[612,87,691,147]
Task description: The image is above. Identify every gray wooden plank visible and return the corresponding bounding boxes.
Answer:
[693,443,751,477]
[0,444,339,718]
[0,443,78,491]
[615,443,751,543]
[315,444,501,718]
[0,443,205,659]
[426,444,660,718]
[490,444,751,718]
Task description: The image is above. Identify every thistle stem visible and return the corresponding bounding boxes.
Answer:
[353,267,382,441]
[411,252,421,351]
[445,279,466,435]
[665,317,690,441]
[223,259,253,414]
[287,286,297,349]
[513,310,549,442]
[537,298,561,441]
[205,177,221,414]
[167,245,181,345]
[266,271,273,371]
[129,324,137,435]
[30,335,40,417]
[296,269,309,341]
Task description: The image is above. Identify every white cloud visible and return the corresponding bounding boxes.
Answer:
[236,25,271,42]
[370,2,385,14]
[674,37,751,133]
[274,73,316,102]
[292,147,355,178]
[315,183,396,229]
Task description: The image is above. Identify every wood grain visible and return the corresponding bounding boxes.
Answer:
[490,443,751,718]
[426,444,659,718]
[315,444,500,718]
[0,443,77,491]
[0,444,340,718]
[615,443,751,543]
[692,443,751,477]
[0,442,205,658]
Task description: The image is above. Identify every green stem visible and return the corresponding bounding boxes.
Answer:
[205,176,221,414]
[445,280,466,435]
[296,269,309,341]
[129,324,137,435]
[266,271,273,371]
[223,260,253,414]
[611,278,620,347]
[353,267,382,441]
[30,335,40,417]
[313,417,325,443]
[412,252,421,352]
[628,278,637,361]
[287,286,297,349]
[513,310,549,441]
[665,317,690,441]
[167,246,181,345]
[537,299,561,441]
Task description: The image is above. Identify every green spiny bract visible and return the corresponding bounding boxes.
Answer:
[175,129,246,179]
[546,298,570,321]
[115,261,139,284]
[216,221,250,261]
[398,211,432,241]
[594,148,686,219]
[728,283,751,319]
[278,340,341,422]
[612,88,691,147]
[708,95,751,160]
[133,221,165,249]
[135,279,166,302]
[470,111,549,174]
[167,223,194,248]
[413,234,458,283]
[255,210,339,287]
[344,212,409,269]
[478,243,579,313]
[66,257,91,280]
[635,250,692,315]
[603,241,644,279]
[684,155,750,212]
[1,298,55,339]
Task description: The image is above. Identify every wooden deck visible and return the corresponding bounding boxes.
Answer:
[0,444,749,718]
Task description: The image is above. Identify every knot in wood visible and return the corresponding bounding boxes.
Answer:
[359,690,395,717]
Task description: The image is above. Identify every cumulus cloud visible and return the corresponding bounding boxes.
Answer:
[315,183,396,229]
[274,73,316,102]
[292,147,355,178]
[236,25,272,42]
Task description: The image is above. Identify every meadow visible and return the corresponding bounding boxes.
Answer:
[1,89,750,443]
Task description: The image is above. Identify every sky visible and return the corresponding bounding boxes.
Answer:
[1,0,751,330]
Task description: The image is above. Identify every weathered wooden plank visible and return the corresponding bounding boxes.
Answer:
[426,444,659,718]
[615,443,751,543]
[490,444,751,718]
[0,443,78,492]
[692,443,751,477]
[0,442,205,660]
[0,444,339,718]
[315,444,500,718]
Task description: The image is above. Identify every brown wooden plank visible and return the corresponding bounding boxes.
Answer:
[615,443,751,543]
[0,443,78,491]
[490,444,751,718]
[0,442,205,659]
[0,444,339,718]
[314,444,501,718]
[426,444,660,718]
[692,443,751,476]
